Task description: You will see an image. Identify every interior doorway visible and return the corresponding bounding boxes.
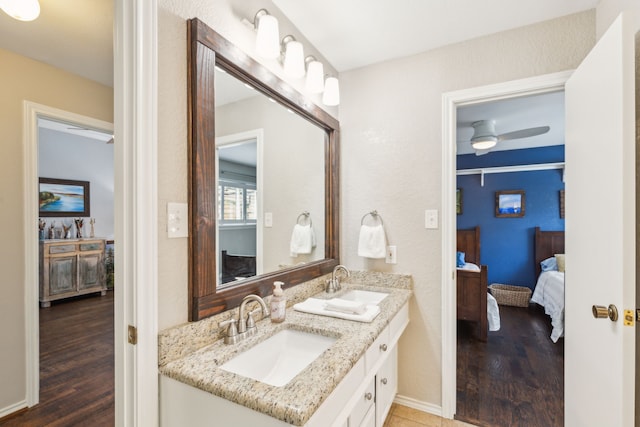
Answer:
[440,71,572,419]
[23,102,114,415]
[453,92,566,425]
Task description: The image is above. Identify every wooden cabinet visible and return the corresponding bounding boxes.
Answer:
[39,239,107,307]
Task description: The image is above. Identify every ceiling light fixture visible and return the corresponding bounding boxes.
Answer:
[322,76,340,107]
[0,0,40,21]
[470,120,498,150]
[304,56,324,94]
[253,9,280,59]
[281,35,305,79]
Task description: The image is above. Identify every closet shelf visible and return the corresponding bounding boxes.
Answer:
[456,162,565,186]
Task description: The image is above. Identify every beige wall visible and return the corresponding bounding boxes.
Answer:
[0,48,112,410]
[339,11,595,406]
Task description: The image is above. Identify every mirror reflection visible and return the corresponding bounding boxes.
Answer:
[214,68,326,288]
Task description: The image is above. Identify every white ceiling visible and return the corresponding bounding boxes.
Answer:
[272,0,599,72]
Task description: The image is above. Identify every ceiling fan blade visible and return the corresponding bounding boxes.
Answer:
[498,126,550,141]
[107,137,114,144]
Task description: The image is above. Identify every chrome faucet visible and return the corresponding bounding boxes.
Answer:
[220,294,269,344]
[326,265,350,293]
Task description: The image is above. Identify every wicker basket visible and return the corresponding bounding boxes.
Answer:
[489,284,532,307]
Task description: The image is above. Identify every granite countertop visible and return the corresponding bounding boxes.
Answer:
[159,280,412,426]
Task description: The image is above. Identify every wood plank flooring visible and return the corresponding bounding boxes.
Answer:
[456,304,564,427]
[1,292,114,426]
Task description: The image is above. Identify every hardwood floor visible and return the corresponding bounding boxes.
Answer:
[1,292,114,426]
[456,304,564,427]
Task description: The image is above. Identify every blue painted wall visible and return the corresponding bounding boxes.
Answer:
[457,146,565,289]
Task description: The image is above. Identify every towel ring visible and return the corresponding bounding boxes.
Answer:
[297,211,312,226]
[361,210,384,226]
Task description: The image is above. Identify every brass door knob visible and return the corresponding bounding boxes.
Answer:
[592,304,618,321]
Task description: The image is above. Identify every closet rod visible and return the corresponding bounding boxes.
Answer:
[457,162,565,187]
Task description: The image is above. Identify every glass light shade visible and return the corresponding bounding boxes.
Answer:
[305,61,324,94]
[471,137,497,150]
[283,40,305,79]
[0,0,40,21]
[255,14,280,59]
[322,77,340,106]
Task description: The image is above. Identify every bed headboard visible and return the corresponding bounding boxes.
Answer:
[457,226,481,265]
[534,227,565,276]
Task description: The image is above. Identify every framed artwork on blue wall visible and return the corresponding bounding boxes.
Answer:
[495,190,525,218]
[456,188,463,215]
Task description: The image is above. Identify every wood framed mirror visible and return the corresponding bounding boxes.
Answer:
[187,18,340,321]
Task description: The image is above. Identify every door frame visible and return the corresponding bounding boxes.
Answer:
[440,70,572,418]
[23,102,114,405]
[22,0,158,424]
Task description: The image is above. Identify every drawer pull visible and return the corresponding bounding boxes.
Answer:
[381,378,388,385]
[364,392,373,401]
[380,343,388,352]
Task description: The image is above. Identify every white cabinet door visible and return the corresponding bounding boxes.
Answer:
[564,11,638,427]
[375,346,397,426]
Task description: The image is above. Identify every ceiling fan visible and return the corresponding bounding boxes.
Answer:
[67,126,114,144]
[469,120,550,156]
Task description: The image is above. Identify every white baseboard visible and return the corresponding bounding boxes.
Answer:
[394,394,448,419]
[0,400,27,419]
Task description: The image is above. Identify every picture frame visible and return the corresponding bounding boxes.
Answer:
[456,188,463,215]
[495,190,525,218]
[560,190,565,218]
[39,177,90,217]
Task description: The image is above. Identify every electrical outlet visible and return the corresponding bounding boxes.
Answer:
[425,209,438,229]
[386,245,397,264]
[167,202,188,238]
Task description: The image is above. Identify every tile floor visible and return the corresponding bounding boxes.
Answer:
[383,404,478,427]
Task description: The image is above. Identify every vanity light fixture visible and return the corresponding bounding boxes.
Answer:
[254,9,280,59]
[282,35,305,79]
[322,76,340,106]
[304,56,324,94]
[0,0,40,21]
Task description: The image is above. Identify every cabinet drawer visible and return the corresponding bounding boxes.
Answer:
[80,242,103,251]
[348,377,374,427]
[365,325,389,372]
[49,244,76,254]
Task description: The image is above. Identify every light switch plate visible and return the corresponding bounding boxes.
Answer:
[425,209,438,229]
[167,202,188,238]
[264,212,273,227]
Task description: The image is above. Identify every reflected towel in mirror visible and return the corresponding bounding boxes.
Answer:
[357,224,387,259]
[290,224,316,256]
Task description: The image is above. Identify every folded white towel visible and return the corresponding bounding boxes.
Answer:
[487,293,501,332]
[357,224,387,259]
[290,224,316,257]
[324,298,367,315]
[293,298,381,323]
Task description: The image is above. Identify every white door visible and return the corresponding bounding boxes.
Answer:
[565,11,638,426]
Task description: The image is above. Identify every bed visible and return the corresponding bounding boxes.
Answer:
[531,227,565,342]
[456,226,489,341]
[220,250,256,284]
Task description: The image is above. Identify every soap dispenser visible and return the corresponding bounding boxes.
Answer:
[270,281,286,323]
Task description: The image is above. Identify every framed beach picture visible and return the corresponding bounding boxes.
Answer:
[39,177,90,217]
[495,190,525,218]
[456,188,463,215]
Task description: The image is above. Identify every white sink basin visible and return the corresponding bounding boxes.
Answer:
[339,289,388,305]
[219,329,336,387]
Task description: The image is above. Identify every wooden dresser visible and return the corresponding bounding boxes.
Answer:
[39,238,107,307]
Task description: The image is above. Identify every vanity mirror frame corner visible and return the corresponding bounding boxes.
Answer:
[187,18,340,321]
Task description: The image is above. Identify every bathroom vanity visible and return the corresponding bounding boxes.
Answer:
[159,276,411,427]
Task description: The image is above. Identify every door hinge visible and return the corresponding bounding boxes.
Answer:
[128,325,138,345]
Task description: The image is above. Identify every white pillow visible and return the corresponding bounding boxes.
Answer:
[457,262,480,272]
